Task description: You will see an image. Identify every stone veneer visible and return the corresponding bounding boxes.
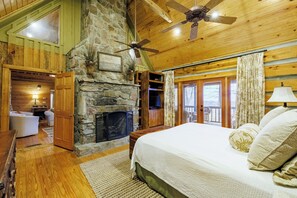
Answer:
[66,0,139,156]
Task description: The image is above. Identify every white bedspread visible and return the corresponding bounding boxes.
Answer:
[131,123,297,198]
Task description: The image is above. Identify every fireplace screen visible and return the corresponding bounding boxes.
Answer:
[96,111,133,142]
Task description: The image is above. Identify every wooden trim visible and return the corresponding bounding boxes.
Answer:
[174,70,237,83]
[226,76,236,128]
[3,64,57,74]
[177,82,182,125]
[0,67,11,131]
[143,0,172,23]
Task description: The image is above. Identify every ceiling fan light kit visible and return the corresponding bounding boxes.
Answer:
[114,0,159,58]
[164,0,237,41]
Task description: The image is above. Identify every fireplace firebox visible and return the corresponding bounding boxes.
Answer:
[96,111,133,142]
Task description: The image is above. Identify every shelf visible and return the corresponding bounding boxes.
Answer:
[149,88,164,91]
[149,80,164,84]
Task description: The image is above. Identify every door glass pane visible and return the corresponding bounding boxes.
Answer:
[230,80,237,128]
[174,84,178,125]
[182,83,197,123]
[203,82,222,126]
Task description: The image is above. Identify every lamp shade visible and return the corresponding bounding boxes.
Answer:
[268,86,297,103]
[32,94,38,99]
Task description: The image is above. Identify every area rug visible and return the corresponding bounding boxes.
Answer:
[42,127,53,137]
[80,150,163,198]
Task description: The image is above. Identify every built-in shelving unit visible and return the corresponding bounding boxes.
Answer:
[141,71,164,129]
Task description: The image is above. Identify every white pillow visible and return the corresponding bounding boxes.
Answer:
[259,106,289,129]
[229,123,260,152]
[248,109,297,170]
[273,155,297,187]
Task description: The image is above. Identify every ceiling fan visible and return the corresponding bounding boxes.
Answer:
[163,0,237,41]
[114,0,159,58]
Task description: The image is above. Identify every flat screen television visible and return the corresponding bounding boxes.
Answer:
[149,95,161,109]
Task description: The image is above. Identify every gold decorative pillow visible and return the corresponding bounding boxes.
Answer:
[229,123,260,152]
[273,155,297,187]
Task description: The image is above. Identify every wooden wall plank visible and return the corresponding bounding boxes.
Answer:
[265,62,297,77]
[264,45,297,63]
[11,80,54,112]
[33,40,40,68]
[175,58,237,77]
[175,70,236,82]
[265,78,297,92]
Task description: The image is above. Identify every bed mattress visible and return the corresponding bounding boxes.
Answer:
[131,123,297,198]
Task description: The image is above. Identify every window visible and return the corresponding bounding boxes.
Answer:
[230,80,237,128]
[50,90,55,109]
[182,83,197,123]
[203,82,222,126]
[174,84,178,125]
[18,9,60,44]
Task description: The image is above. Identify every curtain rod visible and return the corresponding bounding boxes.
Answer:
[161,49,267,72]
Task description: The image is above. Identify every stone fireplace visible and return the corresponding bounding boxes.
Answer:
[65,0,140,156]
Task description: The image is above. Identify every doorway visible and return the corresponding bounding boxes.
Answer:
[7,69,55,148]
[179,77,232,127]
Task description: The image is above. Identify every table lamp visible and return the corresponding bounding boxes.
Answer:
[267,82,297,107]
[32,94,38,107]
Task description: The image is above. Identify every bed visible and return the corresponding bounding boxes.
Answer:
[131,123,297,198]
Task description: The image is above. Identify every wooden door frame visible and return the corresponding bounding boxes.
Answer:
[180,81,198,124]
[198,77,227,127]
[0,64,56,132]
[226,76,236,128]
[177,77,231,127]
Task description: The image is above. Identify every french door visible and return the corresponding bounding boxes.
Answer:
[181,78,227,127]
[198,78,226,127]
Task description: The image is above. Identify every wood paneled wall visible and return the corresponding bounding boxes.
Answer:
[174,43,297,111]
[11,80,54,112]
[7,42,65,73]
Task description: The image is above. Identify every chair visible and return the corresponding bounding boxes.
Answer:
[44,110,54,126]
[10,115,39,138]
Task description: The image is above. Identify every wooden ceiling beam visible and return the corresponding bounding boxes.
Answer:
[143,0,172,23]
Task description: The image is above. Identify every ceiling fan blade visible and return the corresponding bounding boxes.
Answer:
[205,15,237,24]
[166,0,190,14]
[204,0,224,12]
[114,48,131,53]
[114,40,131,47]
[134,49,141,58]
[140,47,159,54]
[190,23,198,41]
[137,39,150,47]
[161,20,188,33]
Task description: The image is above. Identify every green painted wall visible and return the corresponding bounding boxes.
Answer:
[0,0,81,55]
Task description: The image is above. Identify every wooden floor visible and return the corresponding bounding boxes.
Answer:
[16,121,53,149]
[15,124,129,197]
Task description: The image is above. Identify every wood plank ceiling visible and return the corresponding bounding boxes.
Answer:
[128,0,297,71]
[0,0,39,19]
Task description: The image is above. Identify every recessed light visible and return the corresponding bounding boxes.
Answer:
[211,12,219,18]
[31,22,38,28]
[26,33,33,38]
[173,28,181,36]
[49,74,56,78]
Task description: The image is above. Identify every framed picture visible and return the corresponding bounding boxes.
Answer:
[98,52,122,73]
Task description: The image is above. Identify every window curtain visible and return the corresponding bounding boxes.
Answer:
[235,52,265,128]
[164,71,175,127]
